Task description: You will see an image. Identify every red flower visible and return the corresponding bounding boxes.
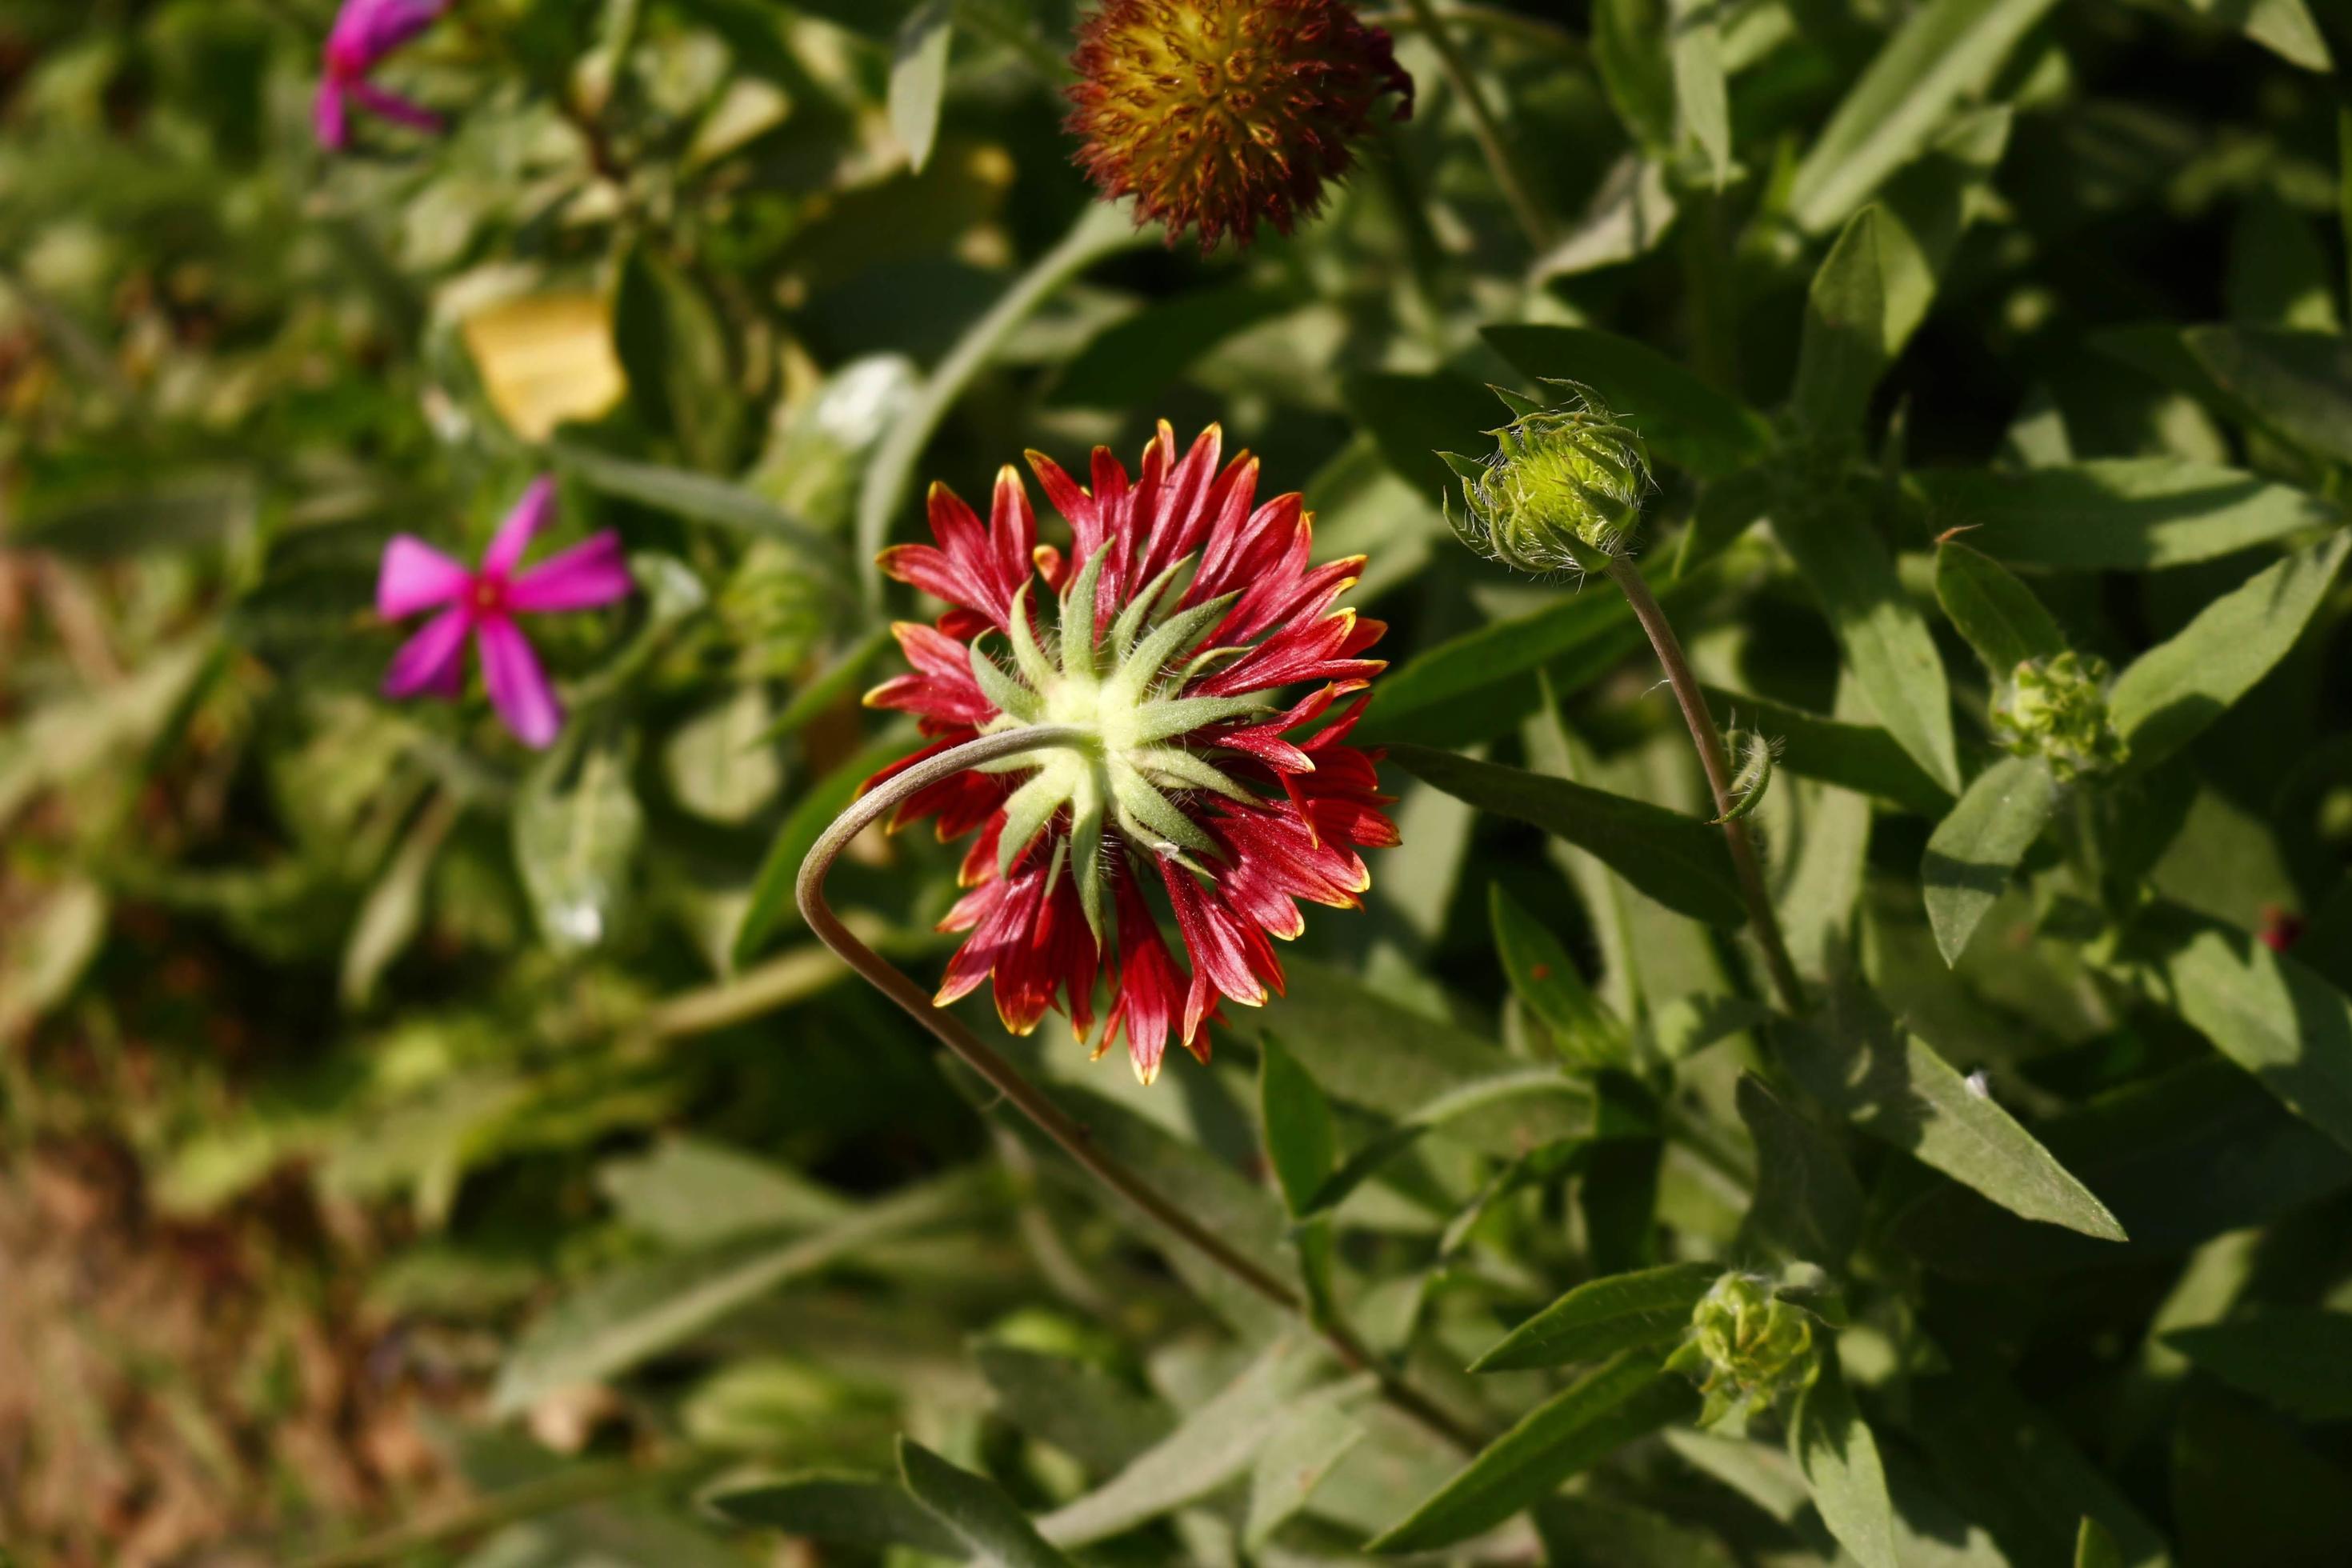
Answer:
[867,422,1396,1082]
[1066,0,1414,252]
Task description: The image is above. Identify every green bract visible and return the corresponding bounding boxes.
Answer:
[1994,651,2126,782]
[1442,383,1653,574]
[1686,1273,1822,1427]
[972,552,1270,942]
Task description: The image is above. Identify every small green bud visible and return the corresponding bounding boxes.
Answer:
[1686,1273,1819,1426]
[1444,382,1651,574]
[1994,650,2125,782]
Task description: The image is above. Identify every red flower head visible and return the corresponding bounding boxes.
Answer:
[867,422,1397,1082]
[1066,0,1414,252]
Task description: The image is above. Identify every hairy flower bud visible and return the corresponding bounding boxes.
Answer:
[1686,1273,1819,1426]
[1066,0,1414,252]
[1994,651,2125,782]
[1443,382,1651,575]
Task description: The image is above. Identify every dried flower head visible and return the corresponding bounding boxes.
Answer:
[1444,382,1652,575]
[1994,651,2125,782]
[1067,0,1414,252]
[867,422,1395,1083]
[1686,1273,1820,1426]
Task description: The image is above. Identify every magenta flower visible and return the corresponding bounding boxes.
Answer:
[315,0,450,151]
[377,477,633,750]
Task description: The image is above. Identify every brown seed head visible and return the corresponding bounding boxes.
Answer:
[1066,0,1414,252]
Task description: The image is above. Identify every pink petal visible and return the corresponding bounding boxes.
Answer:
[382,606,470,700]
[475,616,562,749]
[506,531,633,614]
[482,475,557,578]
[328,0,447,65]
[378,535,472,618]
[349,80,443,135]
[314,81,350,150]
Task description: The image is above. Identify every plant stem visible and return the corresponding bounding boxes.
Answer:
[1396,0,1553,252]
[1370,2,1585,61]
[798,727,1485,1452]
[1602,555,1807,1014]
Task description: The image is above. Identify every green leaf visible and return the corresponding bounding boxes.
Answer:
[1773,491,1962,793]
[1914,459,2339,570]
[514,727,644,955]
[1790,1362,1897,1568]
[1778,985,2125,1240]
[1052,283,1302,410]
[2110,530,2351,774]
[0,878,107,1038]
[1388,744,1747,926]
[492,1178,976,1416]
[1469,1262,1719,1373]
[1934,540,2067,677]
[614,242,739,471]
[1667,0,1730,187]
[1300,1067,1604,1219]
[732,730,913,968]
[1242,1388,1366,1549]
[1258,1033,1338,1217]
[1875,106,2014,356]
[702,1471,963,1554]
[2163,1312,2352,1423]
[2104,904,2352,1157]
[1490,885,1627,1069]
[2076,1517,2124,1568]
[898,1438,1079,1567]
[886,0,953,173]
[596,1137,850,1247]
[1794,207,1894,438]
[1342,369,1509,498]
[1533,1496,1740,1568]
[1482,325,1776,480]
[1922,754,2060,966]
[1034,1339,1339,1547]
[341,794,457,1009]
[1369,1352,1696,1554]
[9,470,254,559]
[1591,0,1674,150]
[1700,685,1951,816]
[1891,1058,2352,1278]
[553,441,841,563]
[974,1344,1174,1474]
[2182,325,2352,465]
[1786,0,2062,234]
[663,685,785,825]
[1736,1077,1865,1269]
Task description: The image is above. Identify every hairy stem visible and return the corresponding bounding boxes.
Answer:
[798,727,1484,1451]
[1397,0,1553,252]
[1603,555,1807,1014]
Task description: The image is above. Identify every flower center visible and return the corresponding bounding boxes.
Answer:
[466,575,508,618]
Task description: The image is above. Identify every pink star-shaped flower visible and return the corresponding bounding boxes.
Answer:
[376,477,632,749]
[315,0,450,151]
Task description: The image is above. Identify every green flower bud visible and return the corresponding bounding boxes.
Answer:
[1443,382,1651,574]
[1994,650,2125,782]
[1686,1272,1820,1426]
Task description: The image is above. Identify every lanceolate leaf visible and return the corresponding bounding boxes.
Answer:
[1258,1032,1338,1217]
[1786,0,2062,233]
[2110,530,2351,774]
[2162,1312,2352,1423]
[1934,540,2067,678]
[1792,207,1894,438]
[1914,459,2338,570]
[1790,1361,1898,1568]
[899,1438,1079,1568]
[703,1472,963,1554]
[1774,493,1962,794]
[1778,986,2125,1241]
[886,1,953,174]
[1368,1351,1698,1554]
[1736,1077,1865,1269]
[1389,744,1747,926]
[1922,754,2059,966]
[2182,324,2352,465]
[1700,685,1951,815]
[1469,1261,1719,1373]
[2102,904,2352,1157]
[1490,885,1628,1070]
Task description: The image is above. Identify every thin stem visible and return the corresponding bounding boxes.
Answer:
[1397,0,1553,252]
[798,728,1484,1452]
[1602,555,1807,1015]
[1369,2,1585,60]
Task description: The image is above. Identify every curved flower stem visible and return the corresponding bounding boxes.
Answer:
[1602,555,1808,1015]
[1397,0,1554,252]
[798,727,1485,1452]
